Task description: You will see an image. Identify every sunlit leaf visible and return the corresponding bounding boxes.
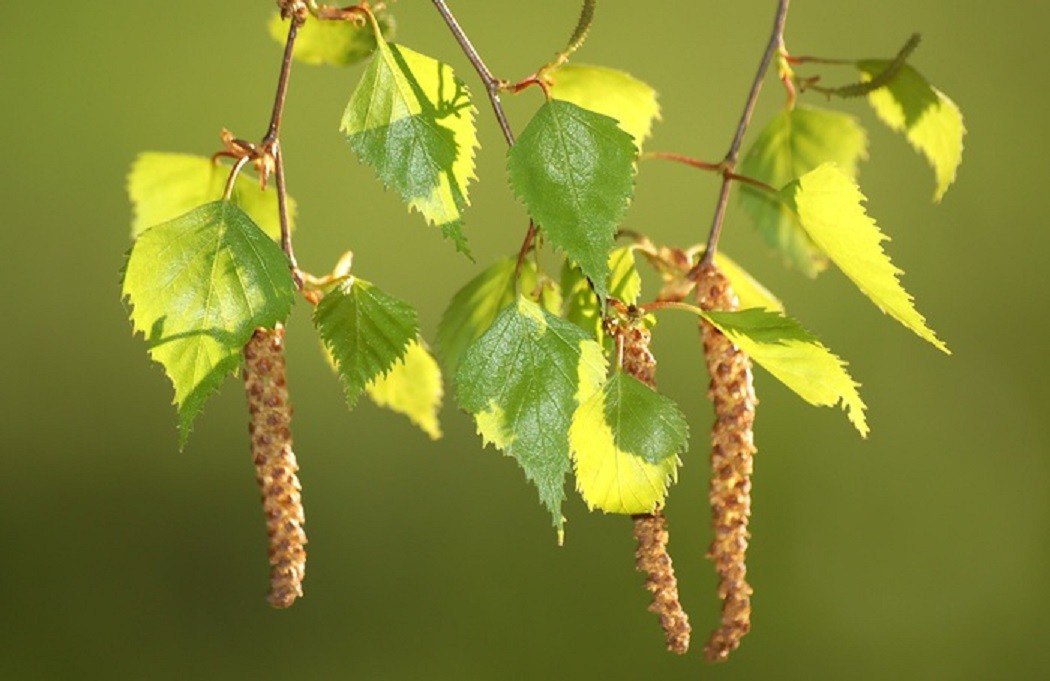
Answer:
[548,64,660,147]
[268,11,394,67]
[366,340,443,439]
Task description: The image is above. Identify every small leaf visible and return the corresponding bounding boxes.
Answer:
[783,163,949,353]
[315,277,419,407]
[366,339,443,439]
[548,64,661,147]
[341,38,478,254]
[122,202,296,446]
[563,246,642,336]
[738,105,868,276]
[268,11,395,67]
[858,61,964,201]
[508,100,637,298]
[714,252,784,312]
[570,372,684,514]
[127,153,296,241]
[699,307,869,436]
[436,258,542,376]
[455,297,606,530]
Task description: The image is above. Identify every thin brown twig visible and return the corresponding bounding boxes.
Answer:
[430,0,539,277]
[643,152,778,194]
[694,0,792,273]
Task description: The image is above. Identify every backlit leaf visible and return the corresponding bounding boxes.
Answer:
[738,105,868,276]
[783,163,949,353]
[366,340,443,439]
[122,202,295,446]
[548,64,661,147]
[268,11,394,67]
[563,246,642,336]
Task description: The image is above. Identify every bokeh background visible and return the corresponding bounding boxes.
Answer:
[2,1,1047,678]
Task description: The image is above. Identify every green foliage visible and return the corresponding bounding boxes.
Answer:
[436,258,545,376]
[341,36,477,253]
[783,163,949,352]
[738,105,868,276]
[548,64,661,147]
[570,372,684,514]
[858,60,965,201]
[122,202,296,446]
[315,277,420,408]
[127,153,295,241]
[700,307,868,436]
[507,100,637,298]
[268,11,394,67]
[365,340,444,440]
[562,247,643,337]
[455,297,606,530]
[714,251,785,312]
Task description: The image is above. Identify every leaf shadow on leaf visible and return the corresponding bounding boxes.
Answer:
[143,315,246,352]
[870,64,940,128]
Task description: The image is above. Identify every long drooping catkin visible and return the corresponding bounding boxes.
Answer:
[244,326,307,609]
[694,262,757,662]
[622,323,692,655]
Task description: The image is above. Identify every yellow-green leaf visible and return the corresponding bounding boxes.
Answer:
[783,163,949,353]
[267,11,394,67]
[570,373,681,514]
[548,64,660,148]
[563,247,643,337]
[858,61,964,201]
[714,251,784,312]
[366,340,443,440]
[127,153,295,241]
[700,308,869,436]
[738,105,868,276]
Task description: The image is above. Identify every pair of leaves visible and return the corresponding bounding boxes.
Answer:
[122,202,296,446]
[268,11,395,67]
[341,25,478,254]
[128,152,296,241]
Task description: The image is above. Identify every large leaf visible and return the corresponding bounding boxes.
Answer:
[570,372,685,514]
[455,297,606,531]
[341,37,477,253]
[268,11,394,67]
[127,153,295,241]
[783,163,949,353]
[435,258,543,376]
[548,64,661,147]
[507,100,637,298]
[315,278,419,407]
[563,246,643,337]
[366,340,443,440]
[738,105,869,276]
[122,202,296,446]
[700,307,868,436]
[858,61,965,202]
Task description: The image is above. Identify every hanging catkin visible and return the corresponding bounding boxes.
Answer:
[694,262,757,662]
[243,325,307,609]
[622,322,692,655]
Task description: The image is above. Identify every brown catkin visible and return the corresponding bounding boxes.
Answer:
[694,262,757,662]
[243,326,307,609]
[622,323,692,655]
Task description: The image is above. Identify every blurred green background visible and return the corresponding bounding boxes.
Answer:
[2,1,1047,678]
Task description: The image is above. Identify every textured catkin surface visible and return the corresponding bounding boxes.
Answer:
[622,323,692,655]
[244,326,307,609]
[694,262,757,662]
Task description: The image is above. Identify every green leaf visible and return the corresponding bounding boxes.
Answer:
[783,163,949,353]
[127,153,296,241]
[738,105,869,276]
[268,11,394,67]
[341,38,478,254]
[714,251,784,312]
[507,100,637,298]
[455,297,606,531]
[700,308,868,437]
[548,64,661,147]
[315,277,420,407]
[858,61,965,201]
[365,339,443,440]
[570,372,684,514]
[563,246,642,336]
[436,258,542,376]
[122,202,296,446]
